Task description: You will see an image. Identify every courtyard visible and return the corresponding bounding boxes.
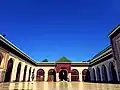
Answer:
[0,82,120,90]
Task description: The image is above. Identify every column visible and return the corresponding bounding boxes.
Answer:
[100,66,103,81]
[11,59,18,82]
[44,71,48,81]
[19,63,25,82]
[0,70,6,82]
[68,73,71,81]
[0,70,2,82]
[56,73,59,82]
[106,64,111,82]
[79,71,82,82]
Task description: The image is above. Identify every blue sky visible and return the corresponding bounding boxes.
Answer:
[0,0,120,62]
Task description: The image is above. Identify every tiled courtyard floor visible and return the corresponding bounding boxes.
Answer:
[0,82,120,90]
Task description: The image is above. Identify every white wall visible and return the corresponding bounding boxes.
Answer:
[35,66,55,81]
[71,66,88,81]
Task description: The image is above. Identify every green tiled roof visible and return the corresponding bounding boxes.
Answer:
[92,45,111,60]
[56,56,72,62]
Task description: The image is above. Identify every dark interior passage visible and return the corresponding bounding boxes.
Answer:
[15,62,21,82]
[59,69,68,81]
[4,58,14,82]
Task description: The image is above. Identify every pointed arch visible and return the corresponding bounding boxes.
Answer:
[23,65,27,81]
[48,69,56,82]
[15,62,21,82]
[109,62,118,83]
[71,69,79,81]
[96,67,101,82]
[28,67,31,81]
[102,65,108,82]
[59,69,68,81]
[92,68,96,82]
[82,69,90,82]
[36,69,45,81]
[4,58,14,82]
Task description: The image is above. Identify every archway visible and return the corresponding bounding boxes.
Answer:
[15,62,21,82]
[4,58,14,82]
[82,69,90,82]
[48,69,56,82]
[36,69,45,81]
[23,65,27,81]
[71,69,79,81]
[96,67,101,82]
[102,65,108,82]
[109,62,118,83]
[92,68,96,82]
[28,67,31,81]
[59,69,68,81]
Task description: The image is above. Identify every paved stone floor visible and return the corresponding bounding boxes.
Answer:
[0,82,120,90]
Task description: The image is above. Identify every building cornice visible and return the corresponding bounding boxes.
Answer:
[36,62,89,66]
[108,24,120,37]
[90,46,112,62]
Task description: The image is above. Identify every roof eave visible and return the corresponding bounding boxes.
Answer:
[108,24,120,37]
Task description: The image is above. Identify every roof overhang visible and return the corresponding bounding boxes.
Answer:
[108,24,120,37]
[36,62,89,66]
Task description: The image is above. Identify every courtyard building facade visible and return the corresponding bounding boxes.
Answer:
[0,25,120,83]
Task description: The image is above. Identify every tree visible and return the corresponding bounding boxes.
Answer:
[42,59,48,62]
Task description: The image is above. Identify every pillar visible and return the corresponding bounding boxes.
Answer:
[80,71,82,82]
[100,66,103,81]
[19,63,25,82]
[0,70,2,82]
[68,73,71,81]
[114,60,120,81]
[44,71,48,81]
[106,64,111,82]
[11,59,18,82]
[56,73,59,82]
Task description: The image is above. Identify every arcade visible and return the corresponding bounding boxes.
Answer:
[0,25,120,83]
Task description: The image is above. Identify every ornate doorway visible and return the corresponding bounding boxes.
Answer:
[59,69,68,81]
[48,69,56,82]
